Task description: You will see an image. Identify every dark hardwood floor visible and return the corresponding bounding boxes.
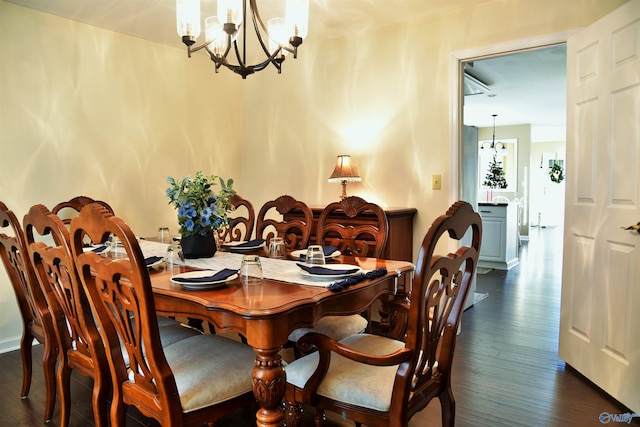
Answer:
[1,226,637,426]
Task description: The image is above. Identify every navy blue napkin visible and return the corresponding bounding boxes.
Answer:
[172,268,238,284]
[296,263,359,276]
[299,246,339,261]
[86,244,109,253]
[221,239,265,250]
[145,256,164,267]
[327,268,388,292]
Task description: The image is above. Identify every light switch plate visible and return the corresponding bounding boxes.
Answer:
[432,174,442,190]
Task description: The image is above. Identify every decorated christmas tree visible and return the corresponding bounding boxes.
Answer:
[483,154,508,189]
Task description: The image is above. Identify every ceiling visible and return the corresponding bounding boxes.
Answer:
[6,0,567,138]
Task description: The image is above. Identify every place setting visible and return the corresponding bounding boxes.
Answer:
[295,245,361,280]
[170,268,239,290]
[290,244,341,261]
[220,238,266,253]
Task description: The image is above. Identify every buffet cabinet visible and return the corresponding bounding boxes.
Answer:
[477,202,519,270]
[285,207,417,262]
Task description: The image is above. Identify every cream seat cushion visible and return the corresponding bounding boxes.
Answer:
[121,320,201,367]
[161,334,256,413]
[285,333,405,412]
[288,314,368,342]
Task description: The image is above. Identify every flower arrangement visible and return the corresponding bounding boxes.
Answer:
[549,161,565,183]
[165,171,236,237]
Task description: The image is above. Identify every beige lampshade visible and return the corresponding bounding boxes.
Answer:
[328,155,361,183]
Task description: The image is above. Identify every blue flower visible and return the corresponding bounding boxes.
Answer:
[200,206,213,219]
[200,215,212,227]
[184,218,195,232]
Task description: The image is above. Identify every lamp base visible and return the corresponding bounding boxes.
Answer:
[340,181,348,200]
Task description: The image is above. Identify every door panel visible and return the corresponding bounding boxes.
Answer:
[560,0,640,413]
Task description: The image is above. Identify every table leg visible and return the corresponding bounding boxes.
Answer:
[252,348,286,427]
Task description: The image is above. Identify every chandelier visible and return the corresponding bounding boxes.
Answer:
[176,0,309,79]
[481,114,505,151]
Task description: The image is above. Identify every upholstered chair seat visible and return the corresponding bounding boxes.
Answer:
[159,334,255,412]
[286,333,405,411]
[287,315,368,343]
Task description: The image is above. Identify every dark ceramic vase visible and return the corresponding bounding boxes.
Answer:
[180,233,217,259]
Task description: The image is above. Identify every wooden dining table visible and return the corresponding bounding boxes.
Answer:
[141,241,414,427]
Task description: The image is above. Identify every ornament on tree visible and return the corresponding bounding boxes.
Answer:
[483,154,508,189]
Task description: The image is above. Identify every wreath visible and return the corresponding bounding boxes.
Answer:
[549,162,564,183]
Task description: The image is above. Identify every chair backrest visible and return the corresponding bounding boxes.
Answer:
[256,195,312,250]
[396,200,481,416]
[23,204,106,372]
[0,201,52,342]
[52,196,114,225]
[217,194,255,243]
[316,196,389,258]
[69,203,182,423]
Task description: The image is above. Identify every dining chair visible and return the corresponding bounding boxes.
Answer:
[283,201,482,427]
[23,204,110,427]
[69,203,257,426]
[217,194,255,243]
[0,201,58,423]
[316,195,389,259]
[52,195,114,225]
[256,195,312,250]
[24,203,202,427]
[287,196,390,355]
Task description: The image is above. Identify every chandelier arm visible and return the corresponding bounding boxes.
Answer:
[233,40,248,69]
[203,44,226,73]
[250,0,276,57]
[241,0,248,67]
[205,40,281,77]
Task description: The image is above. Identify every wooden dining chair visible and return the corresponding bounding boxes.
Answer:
[23,204,110,427]
[256,195,313,250]
[287,196,390,355]
[217,194,255,243]
[316,196,389,259]
[0,201,58,423]
[69,203,257,427]
[283,201,482,427]
[52,195,114,225]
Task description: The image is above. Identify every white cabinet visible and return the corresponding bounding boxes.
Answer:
[477,202,518,270]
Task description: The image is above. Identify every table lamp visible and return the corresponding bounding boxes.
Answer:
[328,155,361,200]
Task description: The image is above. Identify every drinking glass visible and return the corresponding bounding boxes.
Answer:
[305,245,326,265]
[165,241,183,271]
[268,237,286,259]
[157,227,171,243]
[108,233,126,258]
[239,255,263,285]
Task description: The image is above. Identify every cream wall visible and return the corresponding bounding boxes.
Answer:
[0,1,244,350]
[239,0,625,245]
[0,0,626,350]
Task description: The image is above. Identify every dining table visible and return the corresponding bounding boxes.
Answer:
[136,239,415,427]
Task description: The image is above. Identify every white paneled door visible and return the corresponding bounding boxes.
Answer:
[560,0,640,413]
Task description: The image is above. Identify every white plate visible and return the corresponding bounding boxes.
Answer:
[146,257,164,269]
[221,240,265,252]
[298,264,362,279]
[170,270,238,290]
[291,249,341,260]
[83,244,111,254]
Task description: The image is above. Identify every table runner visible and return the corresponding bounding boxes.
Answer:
[139,239,355,287]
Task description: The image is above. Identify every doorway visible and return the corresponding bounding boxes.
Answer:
[451,34,572,243]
